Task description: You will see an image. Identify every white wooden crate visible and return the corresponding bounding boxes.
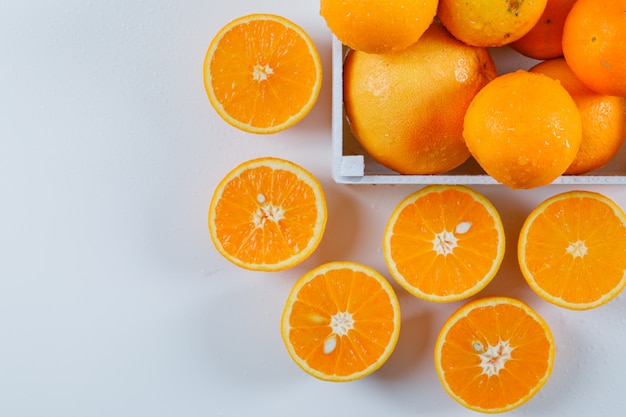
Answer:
[331,36,626,185]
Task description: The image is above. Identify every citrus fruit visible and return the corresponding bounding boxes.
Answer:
[530,58,626,175]
[562,0,626,96]
[383,185,505,302]
[208,157,327,271]
[518,190,626,310]
[434,296,555,413]
[320,0,438,54]
[203,14,322,134]
[437,0,548,47]
[280,261,401,382]
[510,0,577,59]
[343,22,497,175]
[463,70,583,189]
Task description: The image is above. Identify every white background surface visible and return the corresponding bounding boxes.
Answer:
[2,1,626,416]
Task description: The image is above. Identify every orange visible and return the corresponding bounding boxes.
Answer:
[463,70,583,189]
[383,185,505,302]
[437,0,548,47]
[510,0,577,59]
[203,14,322,134]
[434,296,555,413]
[320,0,438,54]
[562,0,626,96]
[280,261,401,382]
[208,157,327,271]
[518,190,626,310]
[530,58,626,175]
[343,22,497,175]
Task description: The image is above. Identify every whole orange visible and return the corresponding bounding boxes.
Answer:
[343,22,497,175]
[530,58,626,175]
[320,0,438,54]
[510,0,577,60]
[562,0,626,96]
[437,0,548,47]
[463,70,583,189]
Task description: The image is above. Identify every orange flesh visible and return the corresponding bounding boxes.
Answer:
[389,188,502,297]
[522,195,626,305]
[287,268,397,377]
[209,19,318,129]
[439,301,553,411]
[213,165,319,265]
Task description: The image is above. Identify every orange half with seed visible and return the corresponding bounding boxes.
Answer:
[383,185,505,302]
[280,261,401,382]
[434,296,555,413]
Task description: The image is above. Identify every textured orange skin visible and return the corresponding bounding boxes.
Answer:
[343,23,497,175]
[438,0,548,47]
[463,70,582,189]
[320,0,438,53]
[530,58,626,175]
[510,0,577,60]
[562,0,626,96]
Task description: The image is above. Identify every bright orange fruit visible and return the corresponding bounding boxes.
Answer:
[530,58,626,175]
[281,261,401,382]
[510,0,577,59]
[343,22,497,175]
[383,185,505,302]
[435,296,555,413]
[320,0,438,53]
[463,70,582,189]
[203,14,322,134]
[562,0,626,97]
[518,190,626,310]
[208,157,327,271]
[437,0,548,47]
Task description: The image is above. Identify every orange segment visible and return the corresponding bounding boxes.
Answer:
[281,262,401,382]
[518,190,626,310]
[203,14,322,134]
[383,185,505,302]
[435,297,555,413]
[208,157,327,271]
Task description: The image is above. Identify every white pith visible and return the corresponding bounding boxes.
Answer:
[432,222,473,256]
[252,63,274,81]
[323,311,355,355]
[566,240,588,258]
[474,339,514,377]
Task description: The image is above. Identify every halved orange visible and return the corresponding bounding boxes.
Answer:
[280,261,401,382]
[518,190,626,310]
[208,157,327,271]
[383,185,505,302]
[203,14,322,134]
[434,296,555,413]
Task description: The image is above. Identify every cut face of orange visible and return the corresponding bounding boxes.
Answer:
[208,157,327,271]
[518,191,626,310]
[383,185,505,302]
[203,14,322,134]
[434,297,555,413]
[281,261,401,382]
